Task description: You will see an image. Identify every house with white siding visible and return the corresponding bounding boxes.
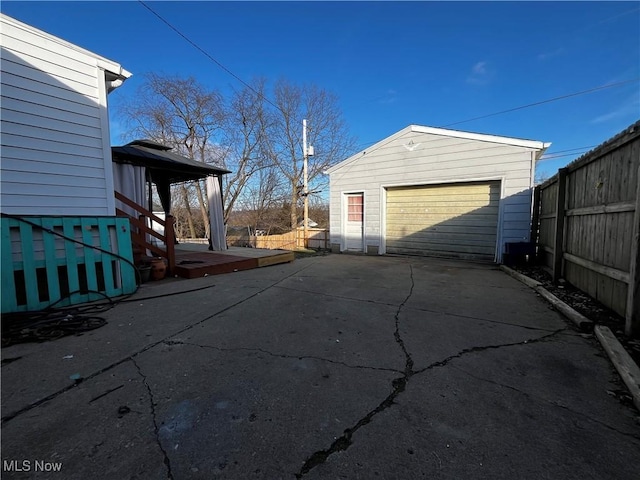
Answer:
[1,13,131,216]
[0,13,135,312]
[325,125,550,263]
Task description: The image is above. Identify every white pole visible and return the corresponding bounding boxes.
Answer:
[303,120,309,249]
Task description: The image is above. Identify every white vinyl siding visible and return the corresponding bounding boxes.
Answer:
[329,126,547,262]
[0,15,122,216]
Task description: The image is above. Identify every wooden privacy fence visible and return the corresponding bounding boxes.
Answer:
[534,121,640,335]
[252,228,330,250]
[254,230,297,250]
[1,215,137,313]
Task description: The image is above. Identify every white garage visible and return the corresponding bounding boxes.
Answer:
[326,125,550,263]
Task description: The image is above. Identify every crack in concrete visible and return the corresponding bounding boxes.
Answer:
[167,340,403,374]
[412,328,566,375]
[131,358,174,480]
[1,261,319,425]
[295,283,566,478]
[294,373,407,479]
[393,264,416,376]
[451,364,640,441]
[295,264,417,478]
[88,384,124,404]
[275,284,559,333]
[406,305,563,332]
[274,285,398,308]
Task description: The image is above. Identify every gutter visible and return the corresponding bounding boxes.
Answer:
[104,66,132,94]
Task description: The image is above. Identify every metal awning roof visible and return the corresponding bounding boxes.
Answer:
[112,139,230,184]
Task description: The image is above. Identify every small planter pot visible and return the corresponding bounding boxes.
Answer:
[138,265,152,283]
[150,257,167,280]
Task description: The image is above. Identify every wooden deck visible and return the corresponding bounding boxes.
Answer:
[172,244,295,279]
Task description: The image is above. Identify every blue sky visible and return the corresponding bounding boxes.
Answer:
[2,1,639,180]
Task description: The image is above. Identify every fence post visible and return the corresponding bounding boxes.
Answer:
[530,185,541,259]
[552,168,567,282]
[626,165,640,336]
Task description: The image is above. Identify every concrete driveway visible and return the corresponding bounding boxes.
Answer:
[1,254,638,479]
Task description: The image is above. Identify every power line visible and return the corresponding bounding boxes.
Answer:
[441,78,640,128]
[352,78,639,151]
[542,145,598,155]
[137,1,280,112]
[539,150,592,161]
[539,145,597,160]
[138,0,637,158]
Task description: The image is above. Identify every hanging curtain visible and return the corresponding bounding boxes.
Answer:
[112,162,147,216]
[153,178,172,216]
[206,175,227,251]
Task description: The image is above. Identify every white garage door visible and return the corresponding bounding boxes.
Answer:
[386,181,500,261]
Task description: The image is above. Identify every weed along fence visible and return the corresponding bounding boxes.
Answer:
[250,228,329,250]
[1,215,137,313]
[534,121,640,336]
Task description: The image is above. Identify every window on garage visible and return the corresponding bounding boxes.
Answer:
[348,194,364,222]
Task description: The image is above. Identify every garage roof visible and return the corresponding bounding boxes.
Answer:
[326,125,551,174]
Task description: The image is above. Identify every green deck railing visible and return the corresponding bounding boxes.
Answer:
[1,215,137,313]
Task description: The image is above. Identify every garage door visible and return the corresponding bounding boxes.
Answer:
[386,181,500,261]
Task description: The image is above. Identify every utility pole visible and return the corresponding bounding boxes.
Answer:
[302,119,313,249]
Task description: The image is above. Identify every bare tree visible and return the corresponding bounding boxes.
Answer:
[219,78,274,224]
[534,168,551,185]
[266,79,356,228]
[236,167,289,235]
[121,74,355,237]
[308,196,330,229]
[121,73,224,238]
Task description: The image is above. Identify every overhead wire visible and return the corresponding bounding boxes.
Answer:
[440,78,640,128]
[353,78,639,151]
[137,1,282,113]
[136,2,637,184]
[0,213,143,345]
[538,145,598,161]
[1,213,221,345]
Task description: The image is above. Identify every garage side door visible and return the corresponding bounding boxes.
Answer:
[386,182,500,261]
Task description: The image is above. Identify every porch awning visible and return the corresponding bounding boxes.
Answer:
[111,139,230,250]
[111,139,230,184]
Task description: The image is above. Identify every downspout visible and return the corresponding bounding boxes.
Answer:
[530,142,551,222]
[106,79,124,93]
[103,67,131,215]
[529,150,536,246]
[104,65,132,94]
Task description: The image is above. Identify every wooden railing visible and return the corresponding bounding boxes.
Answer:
[114,191,175,274]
